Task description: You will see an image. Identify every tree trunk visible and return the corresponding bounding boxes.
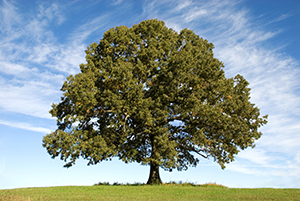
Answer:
[147,134,162,185]
[147,162,162,184]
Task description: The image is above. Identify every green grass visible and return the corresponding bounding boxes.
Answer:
[0,184,299,201]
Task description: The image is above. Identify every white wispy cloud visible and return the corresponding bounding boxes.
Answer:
[0,61,33,77]
[0,120,52,134]
[183,8,207,22]
[266,12,294,25]
[171,0,192,13]
[69,14,110,45]
[112,0,123,5]
[0,0,21,31]
[0,0,120,124]
[0,1,86,119]
[227,155,300,179]
[237,149,273,166]
[0,80,59,119]
[37,3,66,25]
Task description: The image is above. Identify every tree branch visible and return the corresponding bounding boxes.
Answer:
[193,148,208,158]
[167,116,181,123]
[178,143,208,159]
[123,113,130,132]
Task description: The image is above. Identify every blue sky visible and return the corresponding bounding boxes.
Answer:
[0,0,299,189]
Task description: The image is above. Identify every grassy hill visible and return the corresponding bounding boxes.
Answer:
[0,184,299,201]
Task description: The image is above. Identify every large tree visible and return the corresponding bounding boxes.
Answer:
[43,19,267,184]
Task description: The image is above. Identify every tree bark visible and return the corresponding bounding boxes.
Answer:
[147,162,162,184]
[147,134,163,185]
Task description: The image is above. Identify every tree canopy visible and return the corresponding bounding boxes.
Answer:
[43,19,267,184]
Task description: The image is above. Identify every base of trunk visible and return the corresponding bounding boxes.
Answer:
[147,163,162,185]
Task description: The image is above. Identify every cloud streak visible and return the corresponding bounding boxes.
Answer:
[0,120,52,134]
[0,1,89,119]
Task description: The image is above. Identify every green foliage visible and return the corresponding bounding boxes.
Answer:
[43,19,267,175]
[94,181,111,186]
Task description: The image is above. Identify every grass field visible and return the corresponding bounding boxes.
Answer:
[0,184,299,201]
